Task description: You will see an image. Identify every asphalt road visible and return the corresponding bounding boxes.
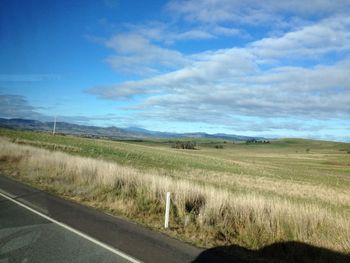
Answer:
[0,193,133,263]
[0,175,227,263]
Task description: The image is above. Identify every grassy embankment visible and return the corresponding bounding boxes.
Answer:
[0,128,349,256]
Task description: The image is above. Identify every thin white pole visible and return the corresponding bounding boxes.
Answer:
[53,116,56,135]
[164,192,171,228]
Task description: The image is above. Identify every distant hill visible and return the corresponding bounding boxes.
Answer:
[0,118,265,141]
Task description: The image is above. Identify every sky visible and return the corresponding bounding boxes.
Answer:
[0,0,350,141]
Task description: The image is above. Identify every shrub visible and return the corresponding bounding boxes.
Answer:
[172,141,197,150]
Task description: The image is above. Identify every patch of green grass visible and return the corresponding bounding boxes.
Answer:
[1,128,350,215]
[1,128,349,186]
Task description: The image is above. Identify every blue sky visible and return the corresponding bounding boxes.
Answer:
[1,0,350,141]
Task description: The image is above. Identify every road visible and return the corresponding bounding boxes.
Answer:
[0,175,226,263]
[0,192,133,262]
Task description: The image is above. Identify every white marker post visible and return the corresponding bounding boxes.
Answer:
[52,116,56,135]
[164,192,171,228]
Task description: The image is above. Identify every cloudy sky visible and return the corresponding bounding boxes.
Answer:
[1,0,350,141]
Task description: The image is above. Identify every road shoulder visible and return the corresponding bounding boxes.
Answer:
[0,175,205,263]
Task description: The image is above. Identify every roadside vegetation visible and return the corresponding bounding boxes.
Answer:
[0,128,349,256]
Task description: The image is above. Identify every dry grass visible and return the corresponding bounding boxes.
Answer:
[0,137,349,254]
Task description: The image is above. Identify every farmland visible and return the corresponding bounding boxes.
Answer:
[0,127,349,256]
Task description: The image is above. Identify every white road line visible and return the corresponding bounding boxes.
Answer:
[0,191,141,263]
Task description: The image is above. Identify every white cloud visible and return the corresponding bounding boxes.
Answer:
[88,4,350,136]
[104,34,189,75]
[90,15,350,122]
[101,12,350,76]
[125,22,216,44]
[212,26,242,37]
[167,0,350,25]
[0,94,131,127]
[250,16,350,60]
[0,95,43,119]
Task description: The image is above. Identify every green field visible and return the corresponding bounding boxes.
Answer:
[0,127,349,257]
[1,128,349,190]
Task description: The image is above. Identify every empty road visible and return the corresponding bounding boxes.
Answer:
[0,175,228,263]
[0,192,135,262]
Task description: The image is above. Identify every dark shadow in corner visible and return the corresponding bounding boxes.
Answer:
[192,241,350,263]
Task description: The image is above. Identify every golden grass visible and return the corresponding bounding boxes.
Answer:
[0,137,349,253]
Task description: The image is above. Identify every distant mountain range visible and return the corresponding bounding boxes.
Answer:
[0,118,265,141]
